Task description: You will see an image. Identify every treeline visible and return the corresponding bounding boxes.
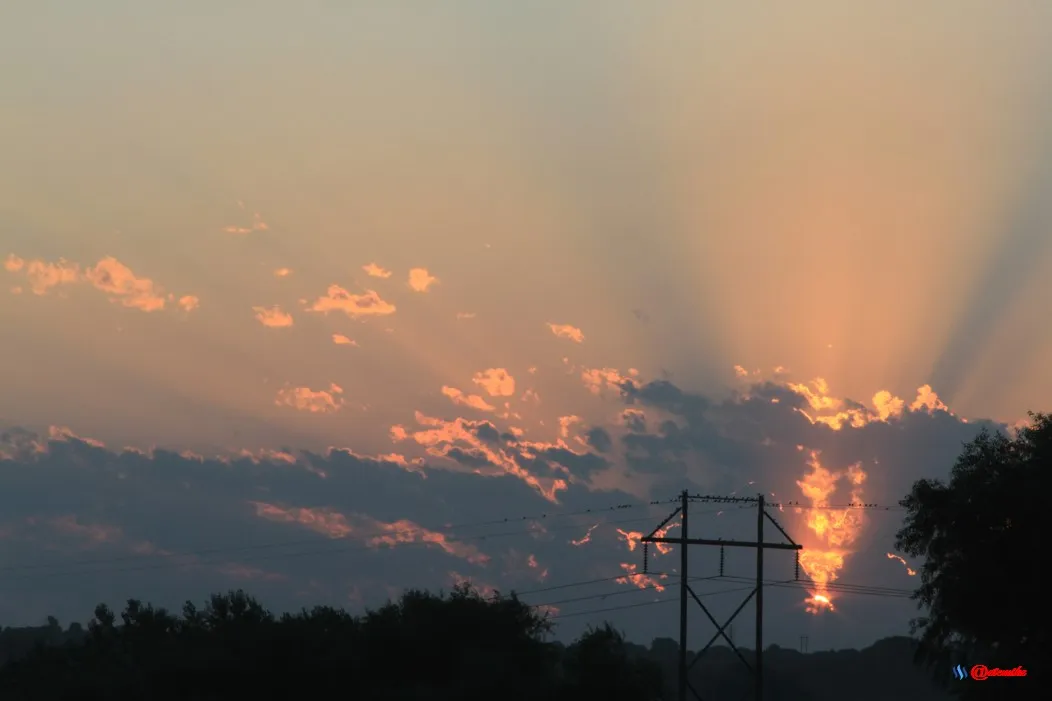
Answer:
[0,584,957,701]
[0,584,663,700]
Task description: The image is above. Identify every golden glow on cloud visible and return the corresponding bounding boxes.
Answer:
[362,263,392,278]
[581,367,640,395]
[273,267,292,278]
[548,323,585,343]
[440,386,495,412]
[4,254,196,313]
[795,450,866,613]
[274,383,345,413]
[616,563,667,592]
[253,305,294,328]
[472,368,516,397]
[764,369,956,431]
[407,267,438,292]
[331,333,358,346]
[306,285,396,318]
[569,523,600,546]
[886,552,917,577]
[392,410,568,501]
[251,502,488,564]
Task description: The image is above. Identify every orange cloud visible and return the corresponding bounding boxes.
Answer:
[274,267,293,277]
[362,262,392,278]
[251,502,488,564]
[441,386,495,412]
[402,411,567,501]
[307,285,396,318]
[783,375,954,430]
[570,523,600,546]
[616,563,668,591]
[472,368,515,397]
[886,552,917,577]
[4,254,196,313]
[84,257,170,311]
[3,254,25,272]
[581,367,640,395]
[456,312,476,320]
[548,323,585,343]
[177,295,199,312]
[253,305,294,328]
[274,383,345,413]
[795,451,867,613]
[617,523,677,556]
[408,267,437,292]
[332,334,358,346]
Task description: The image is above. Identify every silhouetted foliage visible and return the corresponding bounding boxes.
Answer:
[896,411,1049,699]
[1,591,958,700]
[0,584,664,700]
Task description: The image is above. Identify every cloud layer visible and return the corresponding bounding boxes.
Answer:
[0,367,1003,648]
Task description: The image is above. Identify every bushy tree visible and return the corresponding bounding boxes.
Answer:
[895,412,1049,698]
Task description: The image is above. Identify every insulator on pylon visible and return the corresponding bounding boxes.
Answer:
[643,542,649,574]
[719,545,725,577]
[795,551,800,580]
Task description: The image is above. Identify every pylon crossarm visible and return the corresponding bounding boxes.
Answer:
[644,506,682,539]
[763,510,798,546]
[643,536,801,550]
[688,587,756,672]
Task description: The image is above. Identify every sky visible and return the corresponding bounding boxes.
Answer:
[2,1,1051,652]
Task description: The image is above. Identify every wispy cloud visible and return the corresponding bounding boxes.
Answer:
[4,254,197,313]
[441,386,495,412]
[548,323,585,343]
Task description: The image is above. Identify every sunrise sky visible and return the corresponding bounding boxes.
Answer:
[2,1,1051,650]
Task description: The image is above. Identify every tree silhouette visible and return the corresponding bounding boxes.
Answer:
[0,584,668,700]
[895,412,1049,698]
[558,623,664,700]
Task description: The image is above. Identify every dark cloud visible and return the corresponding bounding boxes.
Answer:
[470,421,502,443]
[0,429,644,641]
[584,426,612,453]
[620,410,647,433]
[0,380,1011,651]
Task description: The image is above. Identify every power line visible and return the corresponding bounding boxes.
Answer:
[523,574,916,616]
[0,514,662,584]
[548,584,760,621]
[687,494,904,511]
[0,502,736,587]
[0,498,679,575]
